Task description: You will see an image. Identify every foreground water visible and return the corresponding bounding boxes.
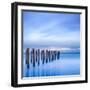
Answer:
[23,53,80,77]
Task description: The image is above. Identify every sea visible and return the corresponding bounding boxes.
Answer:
[23,53,80,77]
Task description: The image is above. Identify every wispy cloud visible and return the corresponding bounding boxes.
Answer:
[23,11,80,49]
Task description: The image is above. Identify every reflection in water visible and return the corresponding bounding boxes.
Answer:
[24,48,60,77]
[23,48,80,77]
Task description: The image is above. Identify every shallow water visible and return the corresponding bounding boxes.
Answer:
[23,53,80,77]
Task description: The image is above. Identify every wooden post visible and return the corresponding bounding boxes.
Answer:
[41,50,43,61]
[36,50,38,62]
[32,48,35,67]
[57,51,60,60]
[50,50,52,62]
[46,50,48,63]
[26,48,30,69]
[53,51,56,60]
[51,51,53,61]
[31,51,32,63]
[41,50,45,64]
[54,51,56,60]
[37,49,40,65]
[48,50,50,62]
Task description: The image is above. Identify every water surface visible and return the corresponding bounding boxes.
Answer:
[23,53,80,77]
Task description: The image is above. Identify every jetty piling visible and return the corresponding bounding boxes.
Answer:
[25,48,60,68]
[37,49,40,65]
[46,50,48,63]
[25,48,30,69]
[32,48,35,67]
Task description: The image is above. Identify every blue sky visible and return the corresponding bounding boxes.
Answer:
[23,11,80,51]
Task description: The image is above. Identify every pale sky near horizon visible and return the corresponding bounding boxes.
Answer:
[23,11,80,51]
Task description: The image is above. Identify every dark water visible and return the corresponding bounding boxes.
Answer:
[23,53,80,77]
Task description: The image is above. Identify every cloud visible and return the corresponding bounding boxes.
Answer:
[24,29,80,48]
[23,11,80,49]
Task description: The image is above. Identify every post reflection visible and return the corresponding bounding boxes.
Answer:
[24,48,60,77]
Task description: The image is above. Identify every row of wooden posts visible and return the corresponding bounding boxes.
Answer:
[25,48,60,68]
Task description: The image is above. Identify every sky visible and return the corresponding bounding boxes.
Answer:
[23,11,80,52]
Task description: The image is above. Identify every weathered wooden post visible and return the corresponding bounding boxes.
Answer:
[51,51,53,61]
[26,48,30,69]
[54,51,56,60]
[37,49,40,65]
[41,50,43,61]
[53,51,56,60]
[52,51,54,61]
[46,50,48,63]
[32,48,35,67]
[41,50,45,64]
[53,51,55,61]
[31,51,32,63]
[56,51,58,59]
[48,50,50,62]
[49,50,52,62]
[59,51,60,59]
[36,50,38,62]
[57,51,60,60]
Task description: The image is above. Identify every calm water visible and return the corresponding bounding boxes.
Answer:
[23,53,80,77]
